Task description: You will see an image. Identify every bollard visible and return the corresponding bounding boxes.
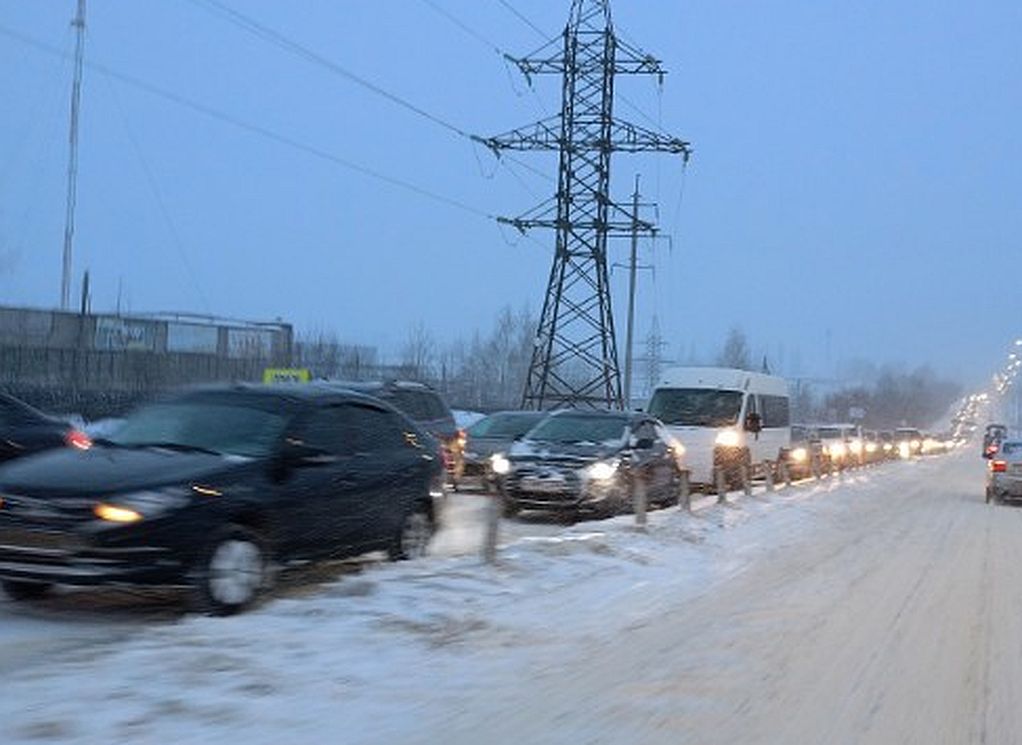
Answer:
[482,493,501,564]
[811,455,821,480]
[715,466,728,504]
[741,464,752,497]
[765,461,775,493]
[679,469,691,512]
[780,459,792,487]
[633,472,648,530]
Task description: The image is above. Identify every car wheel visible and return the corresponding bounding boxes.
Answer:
[390,506,433,561]
[1,580,52,601]
[191,525,268,616]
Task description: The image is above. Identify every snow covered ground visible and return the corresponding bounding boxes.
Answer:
[1,453,1003,744]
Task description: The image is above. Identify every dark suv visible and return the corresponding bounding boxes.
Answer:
[0,385,442,614]
[326,381,463,487]
[0,392,92,463]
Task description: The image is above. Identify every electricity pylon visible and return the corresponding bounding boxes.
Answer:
[479,0,691,410]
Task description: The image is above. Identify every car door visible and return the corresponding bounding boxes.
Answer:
[277,404,365,560]
[342,404,429,550]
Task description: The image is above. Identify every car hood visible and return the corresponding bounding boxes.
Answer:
[464,437,516,458]
[509,439,623,463]
[0,446,258,497]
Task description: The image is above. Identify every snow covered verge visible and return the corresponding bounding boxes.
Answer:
[0,459,951,745]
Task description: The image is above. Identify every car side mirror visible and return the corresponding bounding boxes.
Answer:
[744,412,763,434]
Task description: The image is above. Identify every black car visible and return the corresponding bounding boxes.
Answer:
[496,409,684,517]
[325,381,464,486]
[0,385,442,614]
[461,410,548,490]
[0,392,92,463]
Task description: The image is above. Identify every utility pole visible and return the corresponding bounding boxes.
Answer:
[479,0,691,410]
[623,175,640,409]
[61,0,86,311]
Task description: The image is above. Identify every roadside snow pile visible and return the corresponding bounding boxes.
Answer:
[0,467,895,745]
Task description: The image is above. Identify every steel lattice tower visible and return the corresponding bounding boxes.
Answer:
[480,0,691,410]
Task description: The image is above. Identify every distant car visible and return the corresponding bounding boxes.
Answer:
[0,385,442,614]
[0,392,92,463]
[983,423,1007,459]
[878,430,897,459]
[815,425,852,467]
[495,410,685,517]
[785,424,822,478]
[986,440,1022,504]
[894,427,924,458]
[325,381,463,487]
[461,411,548,491]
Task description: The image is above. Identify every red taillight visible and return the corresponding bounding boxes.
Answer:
[65,429,92,450]
[986,444,999,455]
[992,460,1007,473]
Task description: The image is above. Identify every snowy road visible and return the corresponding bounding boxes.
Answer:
[3,452,1017,744]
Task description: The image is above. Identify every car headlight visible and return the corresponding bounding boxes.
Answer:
[715,430,741,448]
[849,439,863,454]
[791,447,808,463]
[829,443,847,458]
[586,459,620,482]
[490,453,511,476]
[94,487,191,523]
[866,442,878,454]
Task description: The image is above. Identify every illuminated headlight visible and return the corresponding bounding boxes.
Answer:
[849,439,863,455]
[490,453,511,476]
[910,439,921,450]
[883,443,893,452]
[829,443,847,458]
[898,442,911,458]
[715,430,741,448]
[586,459,620,482]
[791,447,808,463]
[866,442,878,454]
[93,487,191,523]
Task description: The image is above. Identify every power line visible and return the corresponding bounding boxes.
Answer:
[419,0,504,58]
[184,0,474,140]
[494,0,547,39]
[0,23,497,222]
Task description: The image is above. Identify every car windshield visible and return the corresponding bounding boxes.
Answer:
[526,414,627,444]
[468,413,544,438]
[647,388,743,427]
[818,427,843,439]
[108,401,287,457]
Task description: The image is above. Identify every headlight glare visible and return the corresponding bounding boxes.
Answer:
[94,487,190,522]
[490,453,511,476]
[586,459,619,481]
[715,430,741,448]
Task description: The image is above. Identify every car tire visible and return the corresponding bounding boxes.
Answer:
[190,525,268,616]
[389,505,434,561]
[1,579,52,601]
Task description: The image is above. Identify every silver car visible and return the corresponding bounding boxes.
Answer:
[986,439,1022,504]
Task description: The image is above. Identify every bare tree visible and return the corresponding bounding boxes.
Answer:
[401,322,436,381]
[717,326,751,370]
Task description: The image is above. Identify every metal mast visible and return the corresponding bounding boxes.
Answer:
[61,0,86,311]
[479,0,690,410]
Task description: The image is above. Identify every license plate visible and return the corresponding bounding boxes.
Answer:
[521,476,567,493]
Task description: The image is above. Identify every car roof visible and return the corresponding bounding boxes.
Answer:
[171,382,393,409]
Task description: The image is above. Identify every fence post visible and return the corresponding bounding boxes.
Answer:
[633,471,648,530]
[679,469,691,512]
[715,466,728,504]
[765,461,775,493]
[482,493,500,564]
[741,464,752,497]
[780,459,792,487]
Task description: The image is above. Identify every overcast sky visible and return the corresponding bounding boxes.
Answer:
[0,0,1017,388]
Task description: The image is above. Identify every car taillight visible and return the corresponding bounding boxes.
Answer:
[992,460,1008,473]
[65,429,92,450]
[986,444,999,455]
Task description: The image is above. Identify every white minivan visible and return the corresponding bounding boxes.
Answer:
[646,367,791,487]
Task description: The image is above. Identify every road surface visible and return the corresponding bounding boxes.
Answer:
[3,452,1019,745]
[428,453,1021,744]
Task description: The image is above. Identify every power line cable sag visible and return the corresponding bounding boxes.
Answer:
[0,24,497,222]
[185,0,475,140]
